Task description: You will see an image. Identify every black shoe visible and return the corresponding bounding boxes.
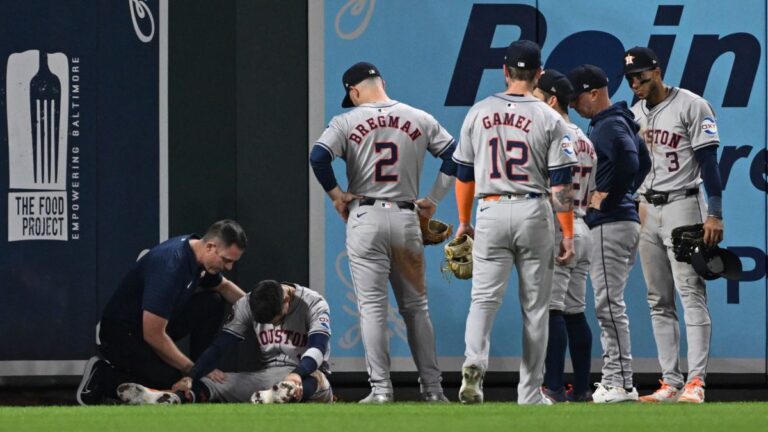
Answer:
[76,356,109,405]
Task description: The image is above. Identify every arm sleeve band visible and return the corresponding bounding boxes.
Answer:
[292,333,329,378]
[556,210,575,239]
[438,142,458,176]
[456,180,475,224]
[310,145,338,192]
[456,163,475,182]
[549,166,573,186]
[694,146,723,217]
[425,172,456,205]
[188,331,240,380]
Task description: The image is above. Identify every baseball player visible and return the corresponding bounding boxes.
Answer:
[76,220,248,405]
[309,62,458,403]
[117,280,333,404]
[453,40,577,405]
[533,69,596,403]
[624,46,725,404]
[568,64,651,403]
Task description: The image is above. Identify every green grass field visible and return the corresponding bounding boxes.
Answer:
[2,403,768,432]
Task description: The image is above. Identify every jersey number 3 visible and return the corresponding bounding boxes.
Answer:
[375,141,398,182]
[489,138,529,181]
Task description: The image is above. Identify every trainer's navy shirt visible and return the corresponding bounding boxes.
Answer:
[101,235,223,334]
[585,101,650,228]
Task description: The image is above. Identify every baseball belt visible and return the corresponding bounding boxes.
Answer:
[358,197,415,210]
[481,193,542,202]
[642,188,698,206]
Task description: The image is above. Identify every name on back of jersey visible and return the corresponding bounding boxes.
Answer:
[349,115,422,144]
[481,112,532,133]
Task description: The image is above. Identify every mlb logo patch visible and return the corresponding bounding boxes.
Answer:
[381,202,392,209]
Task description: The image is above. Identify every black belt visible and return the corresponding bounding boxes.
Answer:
[643,188,699,206]
[359,198,415,210]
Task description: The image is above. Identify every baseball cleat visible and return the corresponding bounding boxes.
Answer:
[76,356,109,406]
[592,383,639,403]
[541,386,567,403]
[678,377,705,403]
[251,381,299,404]
[639,380,681,403]
[117,383,180,405]
[358,391,394,404]
[421,391,450,403]
[565,385,592,402]
[458,365,484,404]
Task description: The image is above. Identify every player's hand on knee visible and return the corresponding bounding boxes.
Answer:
[206,368,227,383]
[455,222,474,239]
[415,198,437,220]
[703,216,724,246]
[556,237,575,265]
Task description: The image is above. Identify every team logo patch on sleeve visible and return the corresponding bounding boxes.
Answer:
[560,134,574,156]
[701,117,718,136]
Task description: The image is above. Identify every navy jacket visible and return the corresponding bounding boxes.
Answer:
[585,101,651,228]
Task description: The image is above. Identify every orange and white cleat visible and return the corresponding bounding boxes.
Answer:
[639,380,681,403]
[678,377,705,403]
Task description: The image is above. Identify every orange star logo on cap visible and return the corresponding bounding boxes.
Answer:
[625,54,635,65]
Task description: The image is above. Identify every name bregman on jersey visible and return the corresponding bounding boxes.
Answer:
[481,112,532,133]
[349,115,422,144]
[642,129,682,149]
[258,328,308,347]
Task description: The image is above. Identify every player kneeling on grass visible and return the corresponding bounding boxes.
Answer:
[118,280,333,404]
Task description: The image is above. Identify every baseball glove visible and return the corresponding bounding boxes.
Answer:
[420,216,453,246]
[442,234,473,279]
[671,223,706,263]
[250,380,299,404]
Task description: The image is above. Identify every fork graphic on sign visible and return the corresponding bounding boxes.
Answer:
[6,49,69,241]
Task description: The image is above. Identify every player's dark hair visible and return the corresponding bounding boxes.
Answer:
[202,219,248,250]
[505,66,538,83]
[538,88,569,112]
[249,279,284,323]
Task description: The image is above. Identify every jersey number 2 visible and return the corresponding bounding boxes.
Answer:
[375,141,398,182]
[489,138,529,181]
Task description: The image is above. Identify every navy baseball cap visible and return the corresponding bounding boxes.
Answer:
[341,62,381,108]
[504,40,541,70]
[623,46,660,75]
[567,64,609,99]
[537,69,573,103]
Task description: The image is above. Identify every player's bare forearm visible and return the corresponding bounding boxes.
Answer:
[415,198,437,220]
[703,215,724,246]
[213,277,245,304]
[550,183,574,212]
[456,222,474,239]
[143,311,195,373]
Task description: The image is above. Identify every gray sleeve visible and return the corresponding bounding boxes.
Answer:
[547,116,578,169]
[686,97,720,149]
[222,295,253,340]
[425,114,455,157]
[307,297,332,336]
[453,109,476,166]
[315,115,348,158]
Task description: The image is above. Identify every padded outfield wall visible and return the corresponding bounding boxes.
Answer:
[309,0,767,374]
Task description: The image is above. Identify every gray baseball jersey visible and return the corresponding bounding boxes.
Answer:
[631,87,720,192]
[314,99,451,397]
[632,87,716,390]
[316,100,454,200]
[551,123,596,313]
[457,93,576,405]
[453,93,577,196]
[223,284,331,370]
